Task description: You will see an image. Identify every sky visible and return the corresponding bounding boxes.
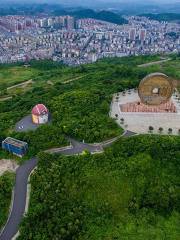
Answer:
[1,0,180,7]
[2,0,180,3]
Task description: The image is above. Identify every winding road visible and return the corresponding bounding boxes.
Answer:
[0,131,136,240]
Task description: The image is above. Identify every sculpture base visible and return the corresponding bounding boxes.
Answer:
[120,100,176,113]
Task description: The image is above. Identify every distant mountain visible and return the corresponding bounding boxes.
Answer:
[0,2,180,17]
[0,4,66,16]
[140,13,180,22]
[0,4,127,25]
[57,1,180,15]
[60,9,128,25]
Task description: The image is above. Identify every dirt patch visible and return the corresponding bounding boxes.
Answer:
[7,79,33,90]
[0,160,18,176]
[47,80,54,85]
[137,58,171,68]
[0,96,12,102]
[62,74,89,84]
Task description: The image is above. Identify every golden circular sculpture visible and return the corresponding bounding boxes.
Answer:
[138,73,174,105]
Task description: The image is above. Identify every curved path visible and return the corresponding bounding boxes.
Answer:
[137,58,171,68]
[0,131,136,240]
[0,158,38,240]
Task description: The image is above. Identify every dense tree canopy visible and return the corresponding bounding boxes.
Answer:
[18,135,180,239]
[0,172,15,229]
[50,90,121,142]
[0,55,180,238]
[0,55,180,159]
[140,13,180,22]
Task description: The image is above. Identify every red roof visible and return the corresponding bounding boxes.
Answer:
[32,104,48,116]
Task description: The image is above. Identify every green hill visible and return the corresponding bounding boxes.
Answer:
[18,135,180,239]
[0,55,180,239]
[140,13,180,22]
[1,54,180,160]
[54,9,128,25]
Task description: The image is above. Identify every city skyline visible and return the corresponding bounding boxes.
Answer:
[0,14,179,65]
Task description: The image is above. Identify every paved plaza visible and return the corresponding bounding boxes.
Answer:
[15,114,52,132]
[110,89,180,135]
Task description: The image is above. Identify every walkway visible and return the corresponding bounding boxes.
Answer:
[137,58,171,68]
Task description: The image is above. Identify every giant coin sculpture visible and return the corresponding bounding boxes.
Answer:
[138,73,174,105]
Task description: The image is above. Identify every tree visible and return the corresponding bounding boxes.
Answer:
[120,118,124,124]
[168,128,173,134]
[149,126,154,133]
[17,135,180,240]
[159,127,163,133]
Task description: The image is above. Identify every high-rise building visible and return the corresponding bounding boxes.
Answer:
[47,18,54,27]
[38,18,47,28]
[129,28,136,41]
[59,16,66,28]
[67,16,75,30]
[139,29,146,42]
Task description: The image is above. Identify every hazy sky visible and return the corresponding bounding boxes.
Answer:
[1,0,180,7]
[2,0,180,3]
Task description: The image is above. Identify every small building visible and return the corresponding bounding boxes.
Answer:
[32,104,49,124]
[2,137,28,157]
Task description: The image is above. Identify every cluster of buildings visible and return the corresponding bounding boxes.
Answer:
[0,15,179,65]
[0,15,75,32]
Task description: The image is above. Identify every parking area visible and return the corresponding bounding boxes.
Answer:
[15,115,39,132]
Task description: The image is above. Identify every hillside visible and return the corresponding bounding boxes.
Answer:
[0,5,127,25]
[1,55,180,160]
[0,172,15,229]
[140,13,180,22]
[0,55,180,239]
[54,9,128,25]
[18,135,180,239]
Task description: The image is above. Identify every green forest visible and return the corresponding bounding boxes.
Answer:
[0,172,15,230]
[0,55,180,239]
[64,9,128,25]
[18,135,180,239]
[1,54,180,159]
[140,13,180,22]
[0,55,166,159]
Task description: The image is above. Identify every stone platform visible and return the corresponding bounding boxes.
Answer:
[110,89,180,135]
